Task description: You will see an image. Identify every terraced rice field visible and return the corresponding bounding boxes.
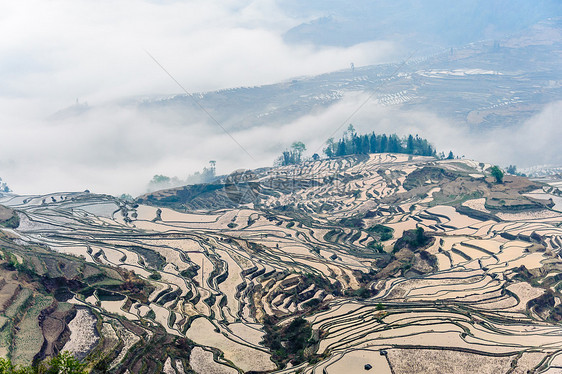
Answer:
[1,154,562,372]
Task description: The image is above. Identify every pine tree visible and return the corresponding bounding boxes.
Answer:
[369,133,378,153]
[380,135,388,153]
[361,135,370,154]
[321,129,436,159]
[407,135,414,154]
[336,141,346,157]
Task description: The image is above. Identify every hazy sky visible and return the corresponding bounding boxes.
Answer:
[0,0,403,195]
[0,1,560,196]
[0,1,398,109]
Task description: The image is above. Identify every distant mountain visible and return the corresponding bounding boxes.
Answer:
[48,19,562,175]
[281,0,562,48]
[109,19,562,131]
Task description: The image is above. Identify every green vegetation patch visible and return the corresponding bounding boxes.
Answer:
[5,289,32,320]
[402,167,457,191]
[367,224,393,241]
[12,295,53,367]
[373,228,437,279]
[323,127,436,159]
[393,227,431,251]
[0,206,19,229]
[122,246,166,271]
[0,351,87,374]
[262,316,319,368]
[339,216,363,228]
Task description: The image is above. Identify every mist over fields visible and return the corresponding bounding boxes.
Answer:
[1,1,561,195]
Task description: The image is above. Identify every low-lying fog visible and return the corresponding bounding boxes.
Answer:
[1,0,561,196]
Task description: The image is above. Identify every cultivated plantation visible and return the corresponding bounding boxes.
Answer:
[1,153,562,373]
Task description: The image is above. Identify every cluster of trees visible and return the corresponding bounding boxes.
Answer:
[0,178,11,193]
[0,351,86,373]
[506,164,526,177]
[275,141,308,166]
[324,125,436,158]
[275,125,440,167]
[262,316,316,366]
[147,161,217,192]
[394,227,430,251]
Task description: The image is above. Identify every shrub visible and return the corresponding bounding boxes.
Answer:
[0,351,87,374]
[367,225,393,241]
[490,166,504,184]
[41,351,87,373]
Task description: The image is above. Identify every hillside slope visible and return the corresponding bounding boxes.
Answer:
[54,19,562,133]
[2,154,562,372]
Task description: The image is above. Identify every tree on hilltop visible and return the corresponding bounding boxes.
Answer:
[0,178,11,193]
[291,141,306,154]
[322,129,436,159]
[276,141,307,166]
[490,165,504,184]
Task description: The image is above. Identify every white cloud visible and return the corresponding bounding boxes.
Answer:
[3,1,556,197]
[1,83,560,197]
[0,1,398,111]
[0,0,404,196]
